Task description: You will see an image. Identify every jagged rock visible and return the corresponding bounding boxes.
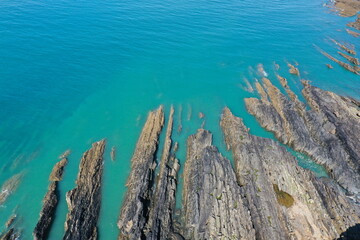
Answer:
[145,106,182,240]
[34,158,68,240]
[63,139,106,240]
[348,14,360,30]
[0,228,19,240]
[0,173,23,206]
[5,214,16,228]
[331,39,356,55]
[338,51,359,65]
[245,77,360,197]
[220,107,360,239]
[320,49,360,74]
[49,158,68,182]
[118,106,165,239]
[182,129,255,240]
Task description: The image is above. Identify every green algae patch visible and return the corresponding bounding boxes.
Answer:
[273,184,294,208]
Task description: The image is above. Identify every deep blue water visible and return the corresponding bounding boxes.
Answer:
[0,0,359,238]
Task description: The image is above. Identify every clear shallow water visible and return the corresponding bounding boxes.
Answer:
[0,0,358,238]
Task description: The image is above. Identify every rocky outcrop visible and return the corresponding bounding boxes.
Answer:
[144,106,182,240]
[33,158,68,240]
[348,15,360,30]
[220,107,360,239]
[0,228,19,240]
[182,129,255,240]
[245,77,360,197]
[118,106,165,239]
[63,140,106,240]
[338,51,359,65]
[320,49,360,74]
[331,39,356,55]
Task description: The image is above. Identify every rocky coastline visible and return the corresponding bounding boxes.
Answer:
[2,80,359,240]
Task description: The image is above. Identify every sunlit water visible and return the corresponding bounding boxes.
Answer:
[0,0,358,238]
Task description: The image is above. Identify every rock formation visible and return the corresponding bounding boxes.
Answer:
[118,105,180,240]
[63,140,106,240]
[220,107,360,239]
[144,106,182,240]
[320,49,360,74]
[338,51,359,65]
[33,157,68,240]
[182,129,255,240]
[245,77,360,198]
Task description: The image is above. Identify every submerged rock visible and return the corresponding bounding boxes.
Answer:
[63,140,106,240]
[33,157,68,240]
[110,146,116,161]
[182,129,255,240]
[346,28,360,37]
[245,77,360,197]
[0,173,23,206]
[220,107,360,239]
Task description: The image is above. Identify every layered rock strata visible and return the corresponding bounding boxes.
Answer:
[245,77,360,197]
[63,140,106,240]
[33,158,68,240]
[182,129,255,240]
[220,107,360,239]
[118,106,181,239]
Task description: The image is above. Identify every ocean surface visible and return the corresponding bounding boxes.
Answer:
[0,0,359,238]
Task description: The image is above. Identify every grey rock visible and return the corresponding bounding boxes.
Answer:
[221,107,360,239]
[118,106,165,239]
[182,129,256,240]
[63,140,106,240]
[245,77,360,196]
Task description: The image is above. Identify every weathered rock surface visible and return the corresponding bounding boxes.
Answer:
[33,158,68,240]
[245,77,360,197]
[182,129,255,240]
[118,106,165,239]
[63,140,106,240]
[144,106,182,240]
[220,107,360,240]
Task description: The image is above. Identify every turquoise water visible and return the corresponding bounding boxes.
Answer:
[0,0,359,238]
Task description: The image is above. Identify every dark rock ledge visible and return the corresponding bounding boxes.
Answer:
[220,107,360,239]
[33,157,68,240]
[245,77,360,198]
[63,139,106,240]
